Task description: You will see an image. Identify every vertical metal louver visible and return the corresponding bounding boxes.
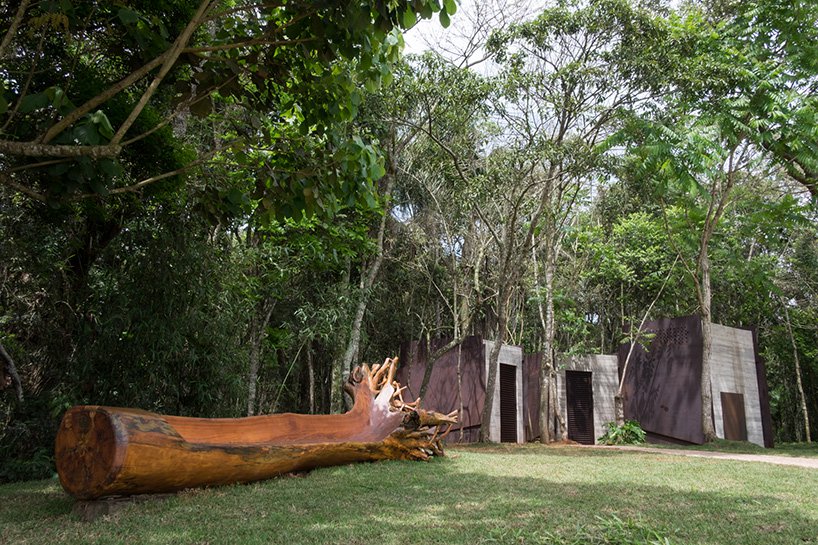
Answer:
[499,364,517,443]
[566,370,594,445]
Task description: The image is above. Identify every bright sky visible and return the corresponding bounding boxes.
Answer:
[402,0,543,67]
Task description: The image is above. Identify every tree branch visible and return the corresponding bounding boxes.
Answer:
[0,140,121,158]
[0,0,31,60]
[39,55,168,144]
[111,0,215,145]
[182,36,317,54]
[0,171,46,202]
[0,342,24,402]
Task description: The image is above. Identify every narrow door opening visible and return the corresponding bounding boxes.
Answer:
[499,363,517,443]
[721,392,747,441]
[566,370,594,445]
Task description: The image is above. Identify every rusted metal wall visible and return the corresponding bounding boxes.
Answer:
[397,336,485,442]
[619,315,705,444]
[619,315,773,447]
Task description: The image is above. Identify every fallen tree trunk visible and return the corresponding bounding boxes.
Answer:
[55,358,456,500]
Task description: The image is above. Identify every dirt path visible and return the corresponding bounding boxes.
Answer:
[588,445,818,469]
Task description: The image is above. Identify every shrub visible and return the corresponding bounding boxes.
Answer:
[598,420,647,445]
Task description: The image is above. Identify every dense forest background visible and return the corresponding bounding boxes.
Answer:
[1,0,816,480]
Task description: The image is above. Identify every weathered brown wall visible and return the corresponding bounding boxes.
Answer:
[397,336,485,442]
[619,315,705,444]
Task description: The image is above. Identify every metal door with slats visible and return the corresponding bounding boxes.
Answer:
[499,364,517,443]
[566,370,594,445]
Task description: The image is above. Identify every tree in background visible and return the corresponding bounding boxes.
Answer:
[485,0,669,442]
[0,0,457,478]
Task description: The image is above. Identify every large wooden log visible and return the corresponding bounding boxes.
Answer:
[55,358,456,500]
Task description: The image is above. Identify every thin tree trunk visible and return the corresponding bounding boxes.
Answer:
[419,335,469,399]
[533,245,550,443]
[479,327,504,442]
[307,343,315,414]
[615,256,678,426]
[330,260,352,412]
[0,342,23,402]
[331,175,394,412]
[543,254,566,441]
[0,0,31,60]
[479,288,510,443]
[534,241,564,443]
[550,376,563,441]
[699,250,717,442]
[783,304,811,443]
[456,343,464,442]
[247,299,276,416]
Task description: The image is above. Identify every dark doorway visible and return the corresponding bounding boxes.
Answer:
[499,364,517,443]
[721,392,747,441]
[566,370,594,445]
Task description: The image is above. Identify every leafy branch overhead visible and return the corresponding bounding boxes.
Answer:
[0,0,456,216]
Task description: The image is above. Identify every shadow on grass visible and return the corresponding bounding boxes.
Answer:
[1,449,816,545]
[0,478,74,523]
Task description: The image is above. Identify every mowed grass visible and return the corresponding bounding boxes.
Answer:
[1,444,817,545]
[645,439,818,458]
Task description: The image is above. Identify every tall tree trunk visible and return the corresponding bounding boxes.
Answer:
[456,343,465,442]
[783,304,811,443]
[247,298,276,416]
[699,251,717,442]
[479,288,510,442]
[307,343,315,414]
[615,256,678,426]
[534,242,564,443]
[695,150,740,443]
[331,174,394,412]
[543,260,566,441]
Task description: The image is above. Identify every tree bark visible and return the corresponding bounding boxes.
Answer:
[479,284,512,442]
[479,326,505,443]
[307,344,315,414]
[246,298,276,416]
[419,335,469,399]
[0,342,23,402]
[541,251,566,442]
[699,250,717,442]
[332,174,394,412]
[55,358,457,500]
[0,0,31,60]
[782,304,811,443]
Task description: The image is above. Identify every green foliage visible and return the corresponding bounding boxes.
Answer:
[0,0,457,218]
[599,420,647,445]
[0,446,52,483]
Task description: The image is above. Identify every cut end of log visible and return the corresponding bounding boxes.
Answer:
[55,407,125,500]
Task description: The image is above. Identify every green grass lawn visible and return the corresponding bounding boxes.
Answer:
[1,444,816,545]
[641,439,818,458]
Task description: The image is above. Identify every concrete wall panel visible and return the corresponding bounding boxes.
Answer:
[556,355,618,444]
[709,324,764,447]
